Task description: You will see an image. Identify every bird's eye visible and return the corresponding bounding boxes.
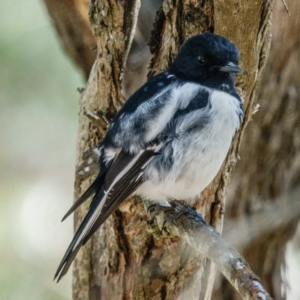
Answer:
[198,56,206,65]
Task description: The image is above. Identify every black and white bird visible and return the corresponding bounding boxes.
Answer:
[54,33,243,281]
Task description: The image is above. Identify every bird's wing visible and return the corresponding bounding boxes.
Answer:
[54,147,159,282]
[60,73,181,222]
[103,73,202,153]
[61,73,203,221]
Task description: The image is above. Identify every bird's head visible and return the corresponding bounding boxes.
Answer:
[169,33,242,90]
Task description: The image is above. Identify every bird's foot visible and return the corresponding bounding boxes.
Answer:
[147,200,207,238]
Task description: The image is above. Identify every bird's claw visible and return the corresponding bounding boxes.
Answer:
[147,200,207,237]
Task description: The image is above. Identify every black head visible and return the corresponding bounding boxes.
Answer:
[169,33,242,90]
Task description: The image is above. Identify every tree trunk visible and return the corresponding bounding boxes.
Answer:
[213,0,300,299]
[44,0,279,299]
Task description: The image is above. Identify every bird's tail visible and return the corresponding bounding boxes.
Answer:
[61,172,106,222]
[54,188,106,282]
[54,149,155,282]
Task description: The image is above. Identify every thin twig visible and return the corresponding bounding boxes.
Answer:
[281,0,291,16]
[119,0,141,81]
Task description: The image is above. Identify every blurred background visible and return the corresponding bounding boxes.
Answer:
[0,0,299,300]
[0,0,82,299]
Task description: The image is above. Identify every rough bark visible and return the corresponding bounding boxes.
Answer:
[213,0,300,299]
[66,1,274,299]
[41,0,283,299]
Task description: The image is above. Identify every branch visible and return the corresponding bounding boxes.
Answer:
[147,201,273,300]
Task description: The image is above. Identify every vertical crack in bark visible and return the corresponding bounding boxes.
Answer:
[148,6,166,76]
[113,210,135,300]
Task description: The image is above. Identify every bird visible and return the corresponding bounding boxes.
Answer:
[54,32,243,282]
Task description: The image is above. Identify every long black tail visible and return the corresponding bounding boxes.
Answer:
[61,172,106,222]
[54,150,155,282]
[54,188,106,282]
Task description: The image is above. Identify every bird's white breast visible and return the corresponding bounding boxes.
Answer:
[137,89,242,202]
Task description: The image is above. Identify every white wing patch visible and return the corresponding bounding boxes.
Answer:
[144,82,201,142]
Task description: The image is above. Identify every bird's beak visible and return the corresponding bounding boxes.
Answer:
[219,62,243,74]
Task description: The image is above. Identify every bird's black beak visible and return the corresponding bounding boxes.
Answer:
[219,62,243,74]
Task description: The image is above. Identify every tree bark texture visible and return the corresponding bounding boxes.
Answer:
[45,0,278,300]
[63,1,275,299]
[212,0,300,299]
